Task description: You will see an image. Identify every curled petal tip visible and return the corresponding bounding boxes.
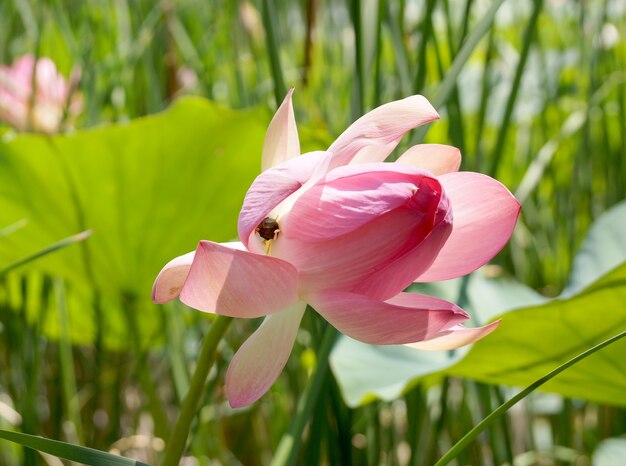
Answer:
[151,250,195,304]
[407,320,502,351]
[310,291,468,345]
[329,94,441,168]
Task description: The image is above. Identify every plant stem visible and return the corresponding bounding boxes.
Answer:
[271,323,338,466]
[434,329,626,466]
[160,315,233,466]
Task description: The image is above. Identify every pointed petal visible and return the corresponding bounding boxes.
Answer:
[179,240,299,318]
[328,95,439,170]
[309,291,467,345]
[417,172,521,282]
[406,321,501,350]
[282,163,436,242]
[238,151,329,249]
[226,301,306,407]
[396,144,461,175]
[261,88,300,171]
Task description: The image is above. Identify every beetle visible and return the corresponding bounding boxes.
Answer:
[256,217,280,241]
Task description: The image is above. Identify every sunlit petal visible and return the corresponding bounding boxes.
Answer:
[226,301,306,408]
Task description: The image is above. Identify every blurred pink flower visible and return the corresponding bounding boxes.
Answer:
[0,54,82,134]
[153,90,520,408]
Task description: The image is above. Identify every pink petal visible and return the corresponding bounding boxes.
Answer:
[406,321,501,351]
[152,241,245,304]
[261,88,300,171]
[351,205,452,300]
[0,56,34,129]
[0,55,34,98]
[309,291,468,345]
[0,93,28,130]
[416,172,521,282]
[272,178,451,299]
[396,144,461,175]
[282,163,436,242]
[327,95,439,171]
[34,57,68,104]
[226,301,306,408]
[238,151,329,250]
[152,250,195,304]
[179,240,299,318]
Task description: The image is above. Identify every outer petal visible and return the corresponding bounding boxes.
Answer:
[0,56,34,129]
[416,172,521,282]
[308,291,467,345]
[282,163,435,242]
[238,151,329,249]
[406,321,501,350]
[0,55,34,99]
[226,301,306,408]
[152,251,195,304]
[396,144,461,175]
[151,241,245,304]
[327,95,439,170]
[261,88,300,171]
[179,240,299,318]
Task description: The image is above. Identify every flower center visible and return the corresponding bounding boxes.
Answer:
[256,217,280,241]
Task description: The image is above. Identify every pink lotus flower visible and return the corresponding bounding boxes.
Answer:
[0,54,82,134]
[153,91,520,408]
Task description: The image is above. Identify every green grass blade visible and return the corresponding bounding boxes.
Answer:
[261,0,287,104]
[488,0,543,177]
[0,219,28,238]
[383,0,412,98]
[348,0,364,117]
[432,0,506,110]
[473,27,496,171]
[0,230,92,275]
[433,329,626,466]
[414,0,437,93]
[0,430,149,466]
[514,110,586,204]
[373,0,386,105]
[412,0,507,144]
[54,279,84,444]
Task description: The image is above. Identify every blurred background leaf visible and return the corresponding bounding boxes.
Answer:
[593,437,626,466]
[0,97,273,347]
